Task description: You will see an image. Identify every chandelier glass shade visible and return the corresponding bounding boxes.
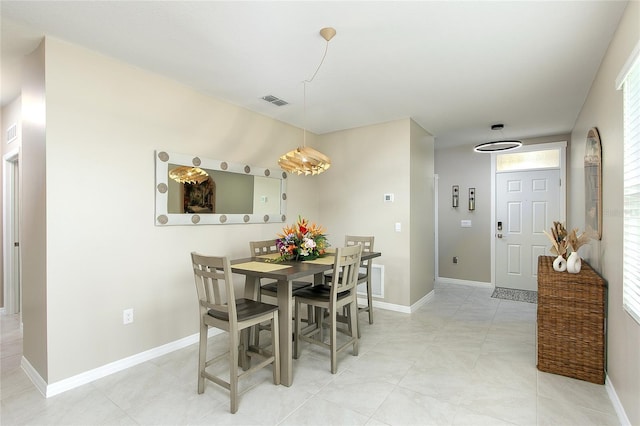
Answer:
[169,166,210,184]
[278,146,331,176]
[278,27,335,176]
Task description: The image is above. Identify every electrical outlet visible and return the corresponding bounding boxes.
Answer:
[123,308,134,325]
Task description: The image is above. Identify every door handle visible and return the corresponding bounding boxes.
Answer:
[497,233,503,239]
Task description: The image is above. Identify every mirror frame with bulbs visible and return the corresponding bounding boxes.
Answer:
[154,150,287,226]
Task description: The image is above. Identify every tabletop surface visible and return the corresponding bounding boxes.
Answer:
[231,251,381,280]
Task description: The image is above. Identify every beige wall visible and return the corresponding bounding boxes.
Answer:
[317,119,414,306]
[569,1,640,424]
[1,96,22,309]
[435,134,571,284]
[38,37,318,382]
[409,120,435,304]
[23,35,427,385]
[21,41,48,380]
[435,145,492,282]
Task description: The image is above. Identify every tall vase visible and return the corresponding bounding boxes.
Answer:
[552,255,567,272]
[567,252,582,274]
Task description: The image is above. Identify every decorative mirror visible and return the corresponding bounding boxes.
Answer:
[155,151,287,225]
[584,128,602,239]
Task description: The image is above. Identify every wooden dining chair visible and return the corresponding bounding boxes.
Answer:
[249,240,314,347]
[325,236,375,327]
[249,239,313,302]
[191,252,280,414]
[294,244,362,374]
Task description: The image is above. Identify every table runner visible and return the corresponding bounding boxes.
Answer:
[233,261,292,272]
[304,255,336,265]
[255,253,282,260]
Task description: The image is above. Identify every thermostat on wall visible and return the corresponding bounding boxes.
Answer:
[384,193,394,203]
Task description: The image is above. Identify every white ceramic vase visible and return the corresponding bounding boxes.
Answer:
[567,251,582,274]
[552,255,567,272]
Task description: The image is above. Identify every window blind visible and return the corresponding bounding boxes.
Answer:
[620,45,640,325]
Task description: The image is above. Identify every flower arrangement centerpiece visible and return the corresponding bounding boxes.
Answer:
[273,216,329,262]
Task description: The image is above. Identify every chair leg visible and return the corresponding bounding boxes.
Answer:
[318,307,325,342]
[330,308,338,374]
[293,299,300,359]
[366,279,374,324]
[198,323,207,394]
[229,330,239,414]
[272,313,280,385]
[350,300,359,356]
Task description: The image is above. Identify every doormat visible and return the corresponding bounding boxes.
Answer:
[491,287,537,304]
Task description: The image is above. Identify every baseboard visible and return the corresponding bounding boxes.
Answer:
[437,277,493,288]
[605,374,632,426]
[21,357,48,397]
[25,328,223,398]
[358,289,434,314]
[410,290,435,312]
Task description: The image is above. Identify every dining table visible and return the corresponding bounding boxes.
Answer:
[231,250,381,386]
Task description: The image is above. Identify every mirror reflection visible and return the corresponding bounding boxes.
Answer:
[155,151,287,225]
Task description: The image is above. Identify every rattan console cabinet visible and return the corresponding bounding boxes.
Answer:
[537,255,607,384]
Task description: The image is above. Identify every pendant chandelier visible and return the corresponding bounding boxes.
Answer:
[278,27,336,176]
[474,124,523,153]
[169,166,209,184]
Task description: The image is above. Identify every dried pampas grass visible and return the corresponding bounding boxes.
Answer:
[567,228,594,252]
[543,221,593,257]
[543,221,569,257]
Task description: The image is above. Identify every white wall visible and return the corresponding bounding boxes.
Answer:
[568,2,639,424]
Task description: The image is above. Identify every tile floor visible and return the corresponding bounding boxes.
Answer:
[0,283,620,425]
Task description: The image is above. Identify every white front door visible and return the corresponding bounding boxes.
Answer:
[495,169,560,291]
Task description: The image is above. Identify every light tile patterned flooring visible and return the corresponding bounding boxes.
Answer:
[1,283,619,425]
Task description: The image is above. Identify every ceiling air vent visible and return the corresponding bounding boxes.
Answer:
[262,95,288,107]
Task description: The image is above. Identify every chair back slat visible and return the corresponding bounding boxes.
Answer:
[191,252,237,323]
[345,235,374,269]
[331,244,363,298]
[250,239,279,256]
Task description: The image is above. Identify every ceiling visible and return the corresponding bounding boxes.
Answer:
[0,1,628,148]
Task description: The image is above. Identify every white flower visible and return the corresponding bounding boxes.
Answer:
[303,237,316,249]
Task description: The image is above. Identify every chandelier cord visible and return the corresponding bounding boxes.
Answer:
[302,40,330,149]
[278,28,334,176]
[304,40,330,84]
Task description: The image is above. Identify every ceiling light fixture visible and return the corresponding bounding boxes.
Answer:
[278,27,335,176]
[169,166,210,184]
[474,124,523,153]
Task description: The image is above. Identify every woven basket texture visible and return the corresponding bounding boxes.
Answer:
[537,255,606,384]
